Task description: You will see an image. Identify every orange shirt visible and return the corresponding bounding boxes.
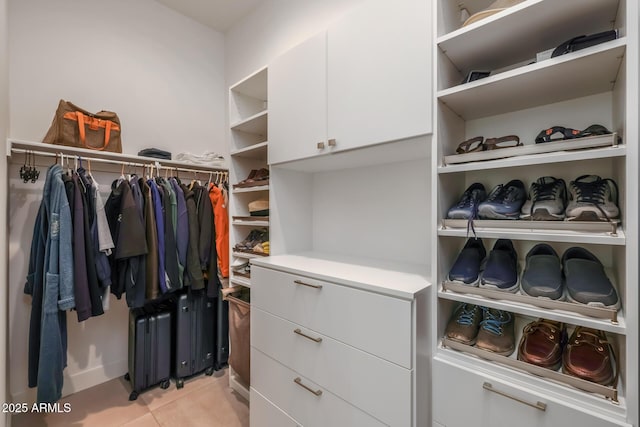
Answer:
[209,184,229,277]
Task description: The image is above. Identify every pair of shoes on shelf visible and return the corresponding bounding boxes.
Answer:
[448,238,620,309]
[522,244,619,309]
[445,304,515,356]
[448,175,619,222]
[447,181,526,220]
[234,228,269,252]
[234,168,269,188]
[518,320,617,386]
[521,175,619,221]
[448,238,519,293]
[534,124,612,144]
[456,135,522,154]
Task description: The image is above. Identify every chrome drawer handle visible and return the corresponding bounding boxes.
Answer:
[294,280,322,289]
[294,377,323,396]
[483,382,546,411]
[294,328,322,343]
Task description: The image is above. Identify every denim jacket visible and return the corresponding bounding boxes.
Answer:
[26,164,75,403]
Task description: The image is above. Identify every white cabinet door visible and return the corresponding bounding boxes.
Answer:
[433,358,631,427]
[268,32,327,165]
[250,388,300,427]
[327,0,432,151]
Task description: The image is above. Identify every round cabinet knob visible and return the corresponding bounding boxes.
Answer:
[317,142,325,149]
[328,138,336,147]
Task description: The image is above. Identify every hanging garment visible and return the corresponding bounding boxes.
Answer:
[91,178,114,310]
[141,179,160,300]
[148,179,167,293]
[170,177,188,284]
[209,184,229,278]
[70,175,92,322]
[105,180,148,300]
[25,164,75,403]
[76,173,104,318]
[181,183,204,290]
[128,176,148,308]
[193,182,213,272]
[158,179,180,291]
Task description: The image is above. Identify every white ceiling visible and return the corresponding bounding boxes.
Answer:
[154,0,265,32]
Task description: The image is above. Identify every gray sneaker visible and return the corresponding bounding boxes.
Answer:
[565,175,619,221]
[520,244,564,300]
[520,177,567,220]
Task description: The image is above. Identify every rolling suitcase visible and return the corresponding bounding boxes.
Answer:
[173,288,215,388]
[125,308,172,401]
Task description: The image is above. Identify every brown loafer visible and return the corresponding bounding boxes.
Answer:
[518,319,566,370]
[484,135,522,150]
[562,327,617,386]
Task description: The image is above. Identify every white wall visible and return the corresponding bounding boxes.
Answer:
[9,0,226,157]
[7,0,226,403]
[225,0,366,89]
[1,0,9,423]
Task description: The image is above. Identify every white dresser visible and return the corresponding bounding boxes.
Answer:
[249,253,431,427]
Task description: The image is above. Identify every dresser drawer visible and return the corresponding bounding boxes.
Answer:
[252,265,412,368]
[252,348,386,427]
[252,307,411,426]
[250,387,300,427]
[433,358,630,427]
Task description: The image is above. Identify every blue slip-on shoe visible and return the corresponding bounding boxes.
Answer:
[478,179,526,220]
[480,239,519,292]
[562,247,619,309]
[447,238,486,286]
[447,183,487,220]
[520,243,564,300]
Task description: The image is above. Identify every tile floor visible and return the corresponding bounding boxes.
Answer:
[12,369,249,427]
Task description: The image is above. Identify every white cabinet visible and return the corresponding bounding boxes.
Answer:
[268,33,327,165]
[268,0,431,165]
[433,358,631,427]
[249,255,430,427]
[432,1,638,426]
[327,0,431,151]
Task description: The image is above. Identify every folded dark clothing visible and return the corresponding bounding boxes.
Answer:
[138,148,172,160]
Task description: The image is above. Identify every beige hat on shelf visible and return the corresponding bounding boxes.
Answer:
[463,0,524,27]
[248,199,269,216]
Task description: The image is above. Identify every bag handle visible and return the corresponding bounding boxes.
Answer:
[75,111,112,151]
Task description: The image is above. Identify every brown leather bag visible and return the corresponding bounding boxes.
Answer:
[43,99,122,153]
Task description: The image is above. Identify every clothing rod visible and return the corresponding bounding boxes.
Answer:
[10,147,228,176]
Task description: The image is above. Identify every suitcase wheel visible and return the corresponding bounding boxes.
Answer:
[205,367,214,376]
[176,378,184,389]
[161,380,171,390]
[129,391,139,401]
[124,373,130,382]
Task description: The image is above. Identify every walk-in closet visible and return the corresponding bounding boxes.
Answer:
[0,0,638,426]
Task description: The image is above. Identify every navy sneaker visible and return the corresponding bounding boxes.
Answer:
[478,180,526,220]
[448,238,486,286]
[447,183,486,219]
[521,244,564,300]
[562,247,619,309]
[480,239,519,292]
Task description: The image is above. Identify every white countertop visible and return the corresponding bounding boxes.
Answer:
[251,252,431,300]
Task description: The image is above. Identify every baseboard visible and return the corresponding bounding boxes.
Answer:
[228,366,250,402]
[11,359,127,404]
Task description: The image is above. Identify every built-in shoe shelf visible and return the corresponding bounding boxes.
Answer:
[232,250,269,259]
[232,216,270,227]
[232,184,269,193]
[437,0,620,76]
[437,38,626,120]
[442,338,619,402]
[438,219,624,245]
[440,281,625,334]
[441,133,620,168]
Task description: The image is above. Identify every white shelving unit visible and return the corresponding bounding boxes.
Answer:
[432,1,638,426]
[228,66,270,401]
